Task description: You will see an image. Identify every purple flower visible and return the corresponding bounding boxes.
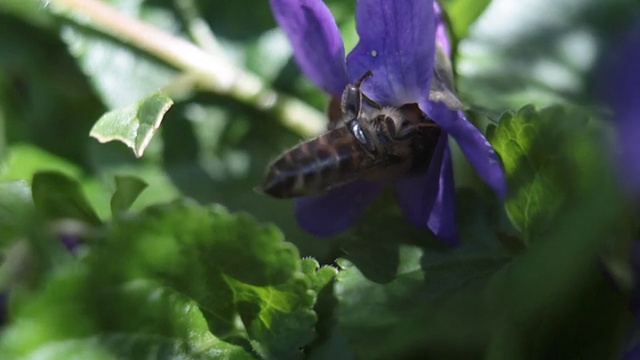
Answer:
[600,27,640,195]
[270,0,506,245]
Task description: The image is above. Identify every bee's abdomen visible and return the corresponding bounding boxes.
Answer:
[259,128,367,198]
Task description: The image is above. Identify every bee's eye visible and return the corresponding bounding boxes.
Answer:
[348,119,376,153]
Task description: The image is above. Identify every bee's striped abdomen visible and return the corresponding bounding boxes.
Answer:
[259,127,369,198]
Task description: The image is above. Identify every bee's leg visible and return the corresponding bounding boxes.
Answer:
[340,71,374,119]
[361,93,382,110]
[356,70,382,110]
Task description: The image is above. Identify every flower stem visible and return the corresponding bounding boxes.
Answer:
[46,0,326,136]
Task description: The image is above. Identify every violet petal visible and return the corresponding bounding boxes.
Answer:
[394,170,433,230]
[295,179,383,236]
[346,0,436,106]
[420,100,506,198]
[427,144,459,246]
[395,132,447,229]
[433,1,450,57]
[600,28,640,194]
[270,0,349,95]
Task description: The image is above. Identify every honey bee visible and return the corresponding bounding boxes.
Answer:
[258,71,442,198]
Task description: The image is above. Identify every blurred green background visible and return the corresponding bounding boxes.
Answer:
[0,0,638,358]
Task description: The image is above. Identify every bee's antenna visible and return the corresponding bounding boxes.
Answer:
[356,70,381,110]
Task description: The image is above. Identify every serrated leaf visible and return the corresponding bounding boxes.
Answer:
[236,275,316,359]
[90,201,316,358]
[31,171,101,226]
[487,105,592,243]
[0,201,319,358]
[0,271,253,359]
[90,92,173,158]
[110,175,148,215]
[0,180,34,248]
[301,258,338,294]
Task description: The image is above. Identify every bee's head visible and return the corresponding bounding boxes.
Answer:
[347,118,377,154]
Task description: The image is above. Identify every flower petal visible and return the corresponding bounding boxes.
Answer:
[600,27,640,194]
[395,132,446,229]
[420,100,506,198]
[346,0,436,106]
[270,0,349,95]
[433,1,450,57]
[295,180,382,236]
[427,144,458,246]
[395,134,458,245]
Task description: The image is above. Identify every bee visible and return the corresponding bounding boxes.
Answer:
[257,71,442,198]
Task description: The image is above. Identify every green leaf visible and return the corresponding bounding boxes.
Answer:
[301,258,338,295]
[0,201,321,358]
[93,201,316,358]
[337,190,443,284]
[487,105,595,243]
[0,144,82,182]
[334,240,504,359]
[109,175,148,215]
[31,171,101,226]
[0,270,253,359]
[334,247,450,359]
[0,180,34,247]
[483,146,630,359]
[443,0,492,42]
[90,92,173,158]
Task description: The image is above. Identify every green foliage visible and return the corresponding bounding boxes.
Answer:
[0,196,332,359]
[0,181,33,247]
[109,175,148,214]
[90,93,173,158]
[488,105,597,243]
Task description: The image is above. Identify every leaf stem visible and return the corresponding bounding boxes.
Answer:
[46,0,326,136]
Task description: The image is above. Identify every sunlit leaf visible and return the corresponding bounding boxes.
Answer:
[487,105,594,243]
[96,201,318,358]
[90,93,173,158]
